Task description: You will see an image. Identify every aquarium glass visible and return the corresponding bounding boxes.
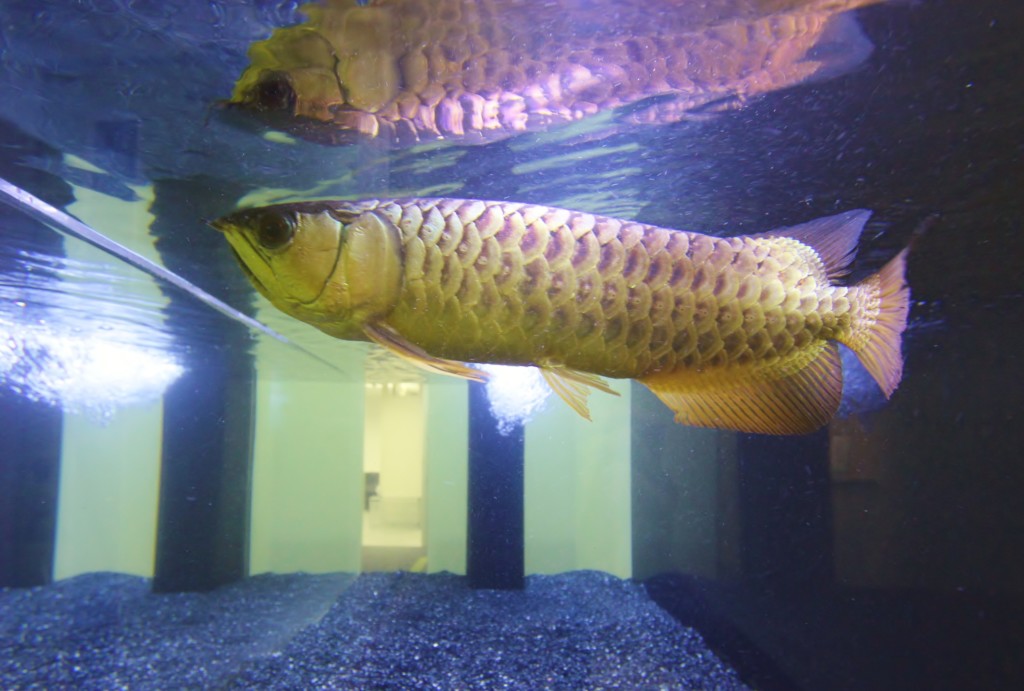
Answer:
[1,1,1022,689]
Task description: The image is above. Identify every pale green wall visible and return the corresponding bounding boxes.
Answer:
[54,405,162,579]
[367,384,426,500]
[423,379,469,573]
[524,381,632,578]
[67,181,160,261]
[249,372,365,575]
[53,180,163,580]
[53,370,632,579]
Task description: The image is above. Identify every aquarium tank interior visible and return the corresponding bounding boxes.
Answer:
[1,0,1023,688]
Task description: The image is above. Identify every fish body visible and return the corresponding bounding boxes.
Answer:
[213,198,909,434]
[226,0,880,146]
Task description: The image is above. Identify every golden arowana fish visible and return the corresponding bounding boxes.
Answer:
[211,198,909,434]
[226,0,880,146]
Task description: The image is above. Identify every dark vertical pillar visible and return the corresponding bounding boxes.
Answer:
[0,216,64,588]
[149,178,256,593]
[153,354,254,592]
[0,120,74,588]
[0,392,63,588]
[466,381,525,590]
[736,430,834,589]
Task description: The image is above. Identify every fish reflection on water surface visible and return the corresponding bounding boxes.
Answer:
[212,198,909,435]
[225,0,881,145]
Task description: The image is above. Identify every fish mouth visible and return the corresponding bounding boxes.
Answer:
[227,244,269,296]
[208,218,258,285]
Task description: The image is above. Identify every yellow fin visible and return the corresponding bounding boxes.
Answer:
[758,210,870,279]
[842,247,910,398]
[364,323,487,383]
[640,343,842,435]
[540,366,620,421]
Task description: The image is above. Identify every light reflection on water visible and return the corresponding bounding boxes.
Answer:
[0,247,183,420]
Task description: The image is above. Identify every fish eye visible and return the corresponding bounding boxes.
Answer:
[255,213,296,250]
[251,71,296,113]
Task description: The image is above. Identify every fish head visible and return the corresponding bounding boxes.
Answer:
[210,202,403,340]
[223,3,400,144]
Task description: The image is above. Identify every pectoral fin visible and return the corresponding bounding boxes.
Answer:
[639,342,842,435]
[363,323,487,383]
[540,365,620,421]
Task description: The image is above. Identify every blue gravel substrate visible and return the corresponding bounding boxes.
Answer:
[1,570,747,690]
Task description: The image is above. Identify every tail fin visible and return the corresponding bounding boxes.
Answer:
[841,249,911,397]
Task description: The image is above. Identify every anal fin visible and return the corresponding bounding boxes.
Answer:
[640,342,843,435]
[364,323,486,383]
[540,365,620,421]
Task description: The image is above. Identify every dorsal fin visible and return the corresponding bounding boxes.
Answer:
[757,210,871,280]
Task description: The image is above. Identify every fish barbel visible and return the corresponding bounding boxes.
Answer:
[211,198,909,434]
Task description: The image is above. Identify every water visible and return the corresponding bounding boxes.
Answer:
[1,0,1023,688]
